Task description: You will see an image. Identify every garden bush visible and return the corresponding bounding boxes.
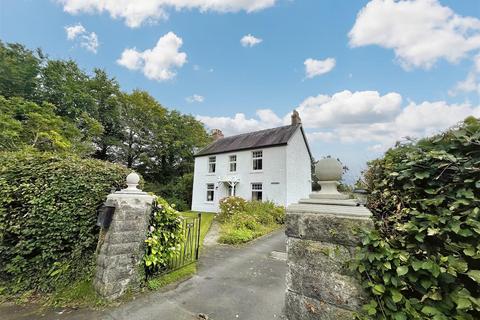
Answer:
[218,197,285,245]
[218,196,247,222]
[352,117,480,319]
[0,151,130,294]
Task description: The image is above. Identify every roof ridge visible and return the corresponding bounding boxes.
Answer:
[219,124,298,140]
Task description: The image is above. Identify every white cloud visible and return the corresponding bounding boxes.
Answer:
[449,55,480,96]
[349,0,480,69]
[64,23,99,53]
[304,58,336,78]
[197,109,282,136]
[449,72,480,96]
[117,32,187,81]
[186,94,205,103]
[58,0,276,28]
[65,23,86,40]
[196,90,480,152]
[308,100,480,149]
[295,90,402,127]
[240,34,263,47]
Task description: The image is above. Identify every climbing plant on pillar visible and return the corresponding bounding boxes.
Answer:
[144,197,184,275]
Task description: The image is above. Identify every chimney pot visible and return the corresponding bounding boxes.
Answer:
[291,110,301,126]
[211,129,224,141]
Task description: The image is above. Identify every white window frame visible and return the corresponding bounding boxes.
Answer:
[206,183,215,202]
[251,182,263,201]
[229,155,237,172]
[252,150,263,171]
[208,156,216,173]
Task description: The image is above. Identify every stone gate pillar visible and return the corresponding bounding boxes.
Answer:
[94,172,154,300]
[285,158,373,319]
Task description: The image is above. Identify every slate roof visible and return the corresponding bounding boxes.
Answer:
[195,124,312,159]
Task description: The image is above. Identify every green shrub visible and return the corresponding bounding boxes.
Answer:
[352,117,480,319]
[218,197,285,245]
[219,227,255,244]
[144,196,184,275]
[0,151,129,294]
[218,196,247,221]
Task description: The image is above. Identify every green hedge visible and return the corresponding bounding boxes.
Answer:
[353,117,480,319]
[0,151,130,294]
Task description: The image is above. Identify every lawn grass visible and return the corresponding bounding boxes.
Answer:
[180,211,215,250]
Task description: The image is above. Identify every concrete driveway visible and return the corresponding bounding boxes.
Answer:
[1,229,287,320]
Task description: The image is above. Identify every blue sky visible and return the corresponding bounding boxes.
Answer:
[1,0,479,182]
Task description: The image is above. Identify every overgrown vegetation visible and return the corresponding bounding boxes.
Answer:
[352,117,480,319]
[218,197,285,244]
[0,151,129,294]
[0,41,210,208]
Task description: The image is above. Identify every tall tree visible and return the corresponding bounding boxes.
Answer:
[0,96,86,153]
[88,69,123,160]
[0,42,42,100]
[118,90,166,168]
[38,59,103,150]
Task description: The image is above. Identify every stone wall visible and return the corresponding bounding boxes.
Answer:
[94,174,154,300]
[284,196,373,319]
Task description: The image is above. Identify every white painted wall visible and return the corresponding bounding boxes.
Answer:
[191,145,286,212]
[286,128,312,205]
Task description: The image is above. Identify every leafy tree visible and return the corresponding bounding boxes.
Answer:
[88,69,123,160]
[38,60,103,147]
[0,41,211,206]
[0,41,42,100]
[139,110,211,182]
[118,90,166,168]
[0,96,88,153]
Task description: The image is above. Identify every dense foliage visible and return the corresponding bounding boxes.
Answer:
[218,197,285,244]
[353,117,480,319]
[144,197,184,275]
[0,41,211,207]
[0,152,129,293]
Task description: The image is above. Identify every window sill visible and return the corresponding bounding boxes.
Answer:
[205,173,216,176]
[204,201,214,204]
[250,170,263,174]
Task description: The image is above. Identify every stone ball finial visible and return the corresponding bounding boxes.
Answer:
[126,172,140,191]
[315,158,343,181]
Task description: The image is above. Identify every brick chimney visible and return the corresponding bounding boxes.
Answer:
[291,110,301,126]
[211,129,224,141]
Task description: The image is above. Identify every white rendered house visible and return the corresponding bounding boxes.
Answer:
[191,111,312,213]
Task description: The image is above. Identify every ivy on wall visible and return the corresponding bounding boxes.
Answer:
[352,117,480,319]
[0,151,129,293]
[144,197,184,275]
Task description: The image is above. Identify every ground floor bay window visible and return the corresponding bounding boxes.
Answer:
[251,183,263,201]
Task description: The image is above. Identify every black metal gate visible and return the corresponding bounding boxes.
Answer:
[164,213,202,273]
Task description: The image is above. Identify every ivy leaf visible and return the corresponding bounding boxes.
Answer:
[456,298,472,310]
[467,270,480,283]
[372,284,385,295]
[415,171,430,179]
[397,266,408,276]
[421,305,440,316]
[391,289,403,303]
